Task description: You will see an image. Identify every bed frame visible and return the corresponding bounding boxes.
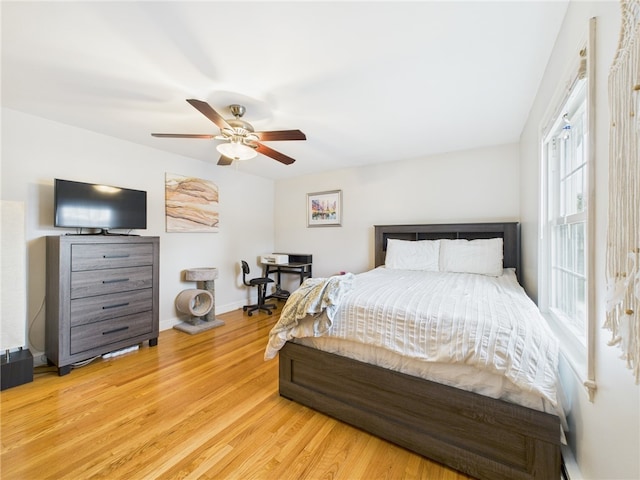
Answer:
[278,222,561,480]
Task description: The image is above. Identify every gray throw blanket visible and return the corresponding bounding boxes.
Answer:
[264,273,356,360]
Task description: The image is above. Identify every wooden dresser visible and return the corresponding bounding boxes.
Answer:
[46,235,159,375]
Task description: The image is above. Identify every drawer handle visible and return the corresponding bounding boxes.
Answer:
[103,254,130,259]
[102,278,129,284]
[102,302,130,310]
[102,326,129,335]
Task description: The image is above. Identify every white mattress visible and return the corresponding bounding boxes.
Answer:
[267,267,561,415]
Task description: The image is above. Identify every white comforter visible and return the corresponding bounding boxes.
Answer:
[264,272,356,356]
[265,267,559,408]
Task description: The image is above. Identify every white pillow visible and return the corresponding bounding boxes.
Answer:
[439,238,503,276]
[385,239,440,271]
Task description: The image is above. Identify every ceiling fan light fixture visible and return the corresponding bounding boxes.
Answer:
[153,100,305,166]
[216,140,258,161]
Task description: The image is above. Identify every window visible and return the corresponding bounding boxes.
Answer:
[540,24,596,401]
[546,82,587,344]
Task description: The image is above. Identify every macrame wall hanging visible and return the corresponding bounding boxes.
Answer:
[605,0,640,383]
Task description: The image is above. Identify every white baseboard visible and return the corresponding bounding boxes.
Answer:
[562,444,583,480]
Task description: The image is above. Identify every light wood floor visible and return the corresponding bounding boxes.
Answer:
[1,307,474,480]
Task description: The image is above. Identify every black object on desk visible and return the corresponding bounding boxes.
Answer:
[263,253,312,300]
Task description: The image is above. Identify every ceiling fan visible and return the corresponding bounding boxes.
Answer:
[152,99,306,166]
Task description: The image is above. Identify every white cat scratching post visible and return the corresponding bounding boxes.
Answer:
[174,268,224,334]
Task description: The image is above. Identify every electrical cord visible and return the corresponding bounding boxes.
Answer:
[71,356,101,368]
[28,295,46,352]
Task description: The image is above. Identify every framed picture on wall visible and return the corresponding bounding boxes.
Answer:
[307,190,342,227]
[165,173,219,233]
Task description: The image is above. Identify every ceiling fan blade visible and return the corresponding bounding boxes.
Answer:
[186,99,232,131]
[151,133,215,139]
[254,130,306,142]
[255,143,296,165]
[217,156,234,166]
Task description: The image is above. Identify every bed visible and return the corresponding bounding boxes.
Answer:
[272,222,562,480]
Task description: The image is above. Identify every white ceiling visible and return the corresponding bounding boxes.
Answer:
[1,1,569,180]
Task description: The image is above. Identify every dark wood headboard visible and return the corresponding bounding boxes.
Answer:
[374,222,521,280]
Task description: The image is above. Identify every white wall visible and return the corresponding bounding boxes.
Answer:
[1,108,275,362]
[274,143,520,291]
[519,2,639,479]
[0,201,27,351]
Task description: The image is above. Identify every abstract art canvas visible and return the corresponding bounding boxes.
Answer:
[165,173,219,233]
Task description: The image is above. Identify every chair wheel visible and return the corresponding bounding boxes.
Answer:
[268,311,273,315]
[243,306,247,311]
[248,311,253,316]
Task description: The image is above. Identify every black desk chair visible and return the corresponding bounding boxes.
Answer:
[241,260,276,316]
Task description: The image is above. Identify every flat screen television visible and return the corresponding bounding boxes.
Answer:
[54,178,147,232]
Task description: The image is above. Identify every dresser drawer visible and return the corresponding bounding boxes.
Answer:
[71,243,154,271]
[71,266,152,299]
[70,289,153,326]
[70,312,153,355]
